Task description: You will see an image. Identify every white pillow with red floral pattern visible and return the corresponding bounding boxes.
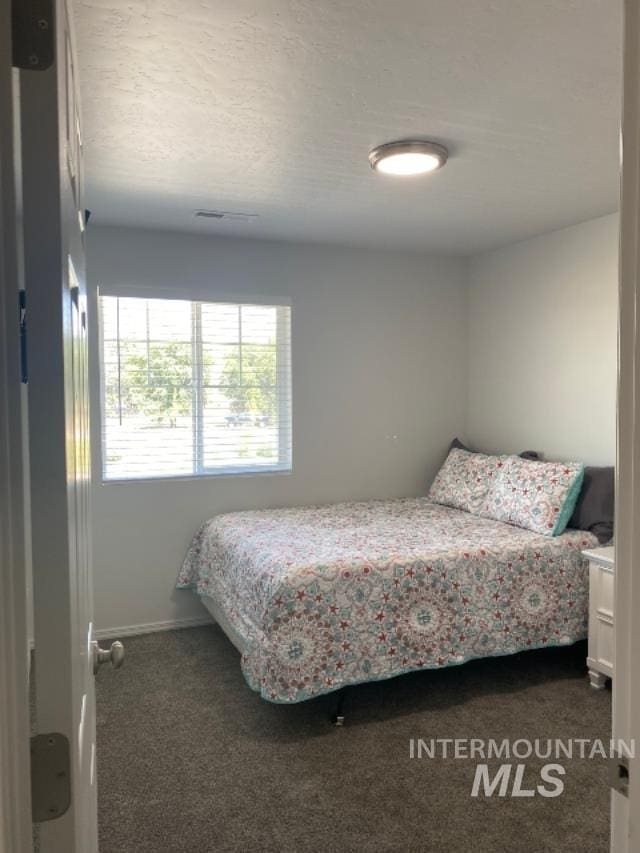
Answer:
[479,455,584,536]
[428,448,508,515]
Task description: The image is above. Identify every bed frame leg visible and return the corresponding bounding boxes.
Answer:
[332,688,346,726]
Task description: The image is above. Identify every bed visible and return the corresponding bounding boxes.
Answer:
[177,497,598,704]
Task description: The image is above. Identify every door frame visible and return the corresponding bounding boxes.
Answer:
[0,0,33,848]
[613,2,640,849]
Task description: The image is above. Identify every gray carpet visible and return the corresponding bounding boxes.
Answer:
[96,626,611,853]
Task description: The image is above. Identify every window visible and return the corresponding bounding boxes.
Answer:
[99,295,292,480]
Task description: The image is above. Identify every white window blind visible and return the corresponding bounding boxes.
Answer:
[99,295,292,480]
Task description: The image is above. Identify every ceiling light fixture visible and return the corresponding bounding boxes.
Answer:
[368,140,448,177]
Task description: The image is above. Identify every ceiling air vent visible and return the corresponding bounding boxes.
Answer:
[194,209,258,224]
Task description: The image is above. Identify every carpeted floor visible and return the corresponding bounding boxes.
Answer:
[96,626,611,853]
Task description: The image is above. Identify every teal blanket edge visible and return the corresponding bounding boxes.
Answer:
[553,467,585,536]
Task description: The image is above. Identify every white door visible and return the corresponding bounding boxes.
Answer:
[613,1,640,850]
[19,1,121,850]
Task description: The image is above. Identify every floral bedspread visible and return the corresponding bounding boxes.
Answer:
[177,499,597,703]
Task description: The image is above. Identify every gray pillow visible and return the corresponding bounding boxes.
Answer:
[449,438,540,461]
[568,466,614,544]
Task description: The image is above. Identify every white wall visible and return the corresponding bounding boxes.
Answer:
[466,213,618,466]
[88,227,468,634]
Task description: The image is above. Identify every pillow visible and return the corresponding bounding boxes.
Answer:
[449,437,541,461]
[568,466,614,544]
[480,456,585,537]
[429,448,507,515]
[520,449,542,461]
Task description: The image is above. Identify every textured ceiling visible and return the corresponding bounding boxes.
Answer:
[74,0,622,255]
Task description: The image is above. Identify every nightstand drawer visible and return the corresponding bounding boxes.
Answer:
[591,562,614,618]
[592,609,614,670]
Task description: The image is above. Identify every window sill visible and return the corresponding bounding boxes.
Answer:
[101,466,292,485]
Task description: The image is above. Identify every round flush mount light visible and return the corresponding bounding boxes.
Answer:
[368,140,448,176]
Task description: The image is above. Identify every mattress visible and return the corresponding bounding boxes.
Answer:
[177,498,598,703]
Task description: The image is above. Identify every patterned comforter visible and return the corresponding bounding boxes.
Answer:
[177,499,598,703]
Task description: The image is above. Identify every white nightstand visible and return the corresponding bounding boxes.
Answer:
[582,546,615,689]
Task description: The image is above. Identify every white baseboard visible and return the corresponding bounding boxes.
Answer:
[92,615,214,640]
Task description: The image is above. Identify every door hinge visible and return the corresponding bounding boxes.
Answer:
[30,733,71,823]
[12,0,54,71]
[609,751,630,798]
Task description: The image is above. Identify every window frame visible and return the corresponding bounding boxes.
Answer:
[97,289,293,483]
